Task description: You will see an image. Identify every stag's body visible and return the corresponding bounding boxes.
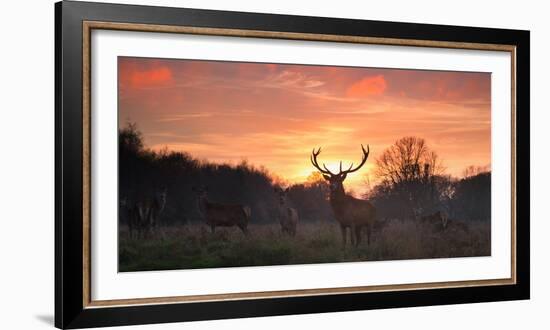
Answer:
[311,145,377,247]
[138,192,166,231]
[420,210,448,230]
[329,189,376,246]
[275,187,299,236]
[194,187,250,235]
[122,189,166,238]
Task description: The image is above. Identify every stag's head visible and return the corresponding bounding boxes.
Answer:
[191,186,208,199]
[274,187,290,206]
[156,187,167,203]
[310,145,370,195]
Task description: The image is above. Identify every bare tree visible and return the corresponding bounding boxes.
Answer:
[374,137,445,219]
[375,137,443,185]
[462,164,490,178]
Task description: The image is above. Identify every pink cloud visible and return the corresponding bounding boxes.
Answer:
[129,67,173,88]
[346,75,387,98]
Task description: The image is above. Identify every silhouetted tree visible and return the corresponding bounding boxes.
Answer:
[372,137,444,219]
[287,173,333,222]
[462,165,491,178]
[452,172,491,221]
[375,136,444,185]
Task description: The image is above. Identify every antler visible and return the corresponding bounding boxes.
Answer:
[310,147,336,175]
[340,144,370,175]
[310,145,370,177]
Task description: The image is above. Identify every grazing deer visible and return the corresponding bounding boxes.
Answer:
[192,186,251,236]
[121,188,167,238]
[419,210,448,232]
[274,187,299,236]
[311,145,376,247]
[420,211,472,235]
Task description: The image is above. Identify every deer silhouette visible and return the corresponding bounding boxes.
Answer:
[311,145,377,247]
[192,186,251,236]
[274,187,299,236]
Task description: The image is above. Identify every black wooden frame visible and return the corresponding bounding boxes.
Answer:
[55,1,530,328]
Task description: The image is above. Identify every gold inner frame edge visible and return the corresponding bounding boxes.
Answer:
[81,20,517,308]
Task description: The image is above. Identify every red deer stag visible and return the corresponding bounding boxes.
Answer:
[311,145,376,247]
[192,186,251,236]
[274,187,299,236]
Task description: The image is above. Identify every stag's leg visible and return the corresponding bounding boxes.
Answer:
[238,224,249,237]
[355,226,362,246]
[145,217,151,238]
[210,225,215,234]
[350,225,357,246]
[143,224,149,238]
[143,223,149,239]
[366,224,372,246]
[340,225,347,247]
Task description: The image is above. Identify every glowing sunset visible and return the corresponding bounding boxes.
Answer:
[118,56,491,192]
[118,56,492,271]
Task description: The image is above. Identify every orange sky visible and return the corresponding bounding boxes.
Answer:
[118,57,491,192]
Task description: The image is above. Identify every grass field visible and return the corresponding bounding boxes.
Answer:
[118,219,490,272]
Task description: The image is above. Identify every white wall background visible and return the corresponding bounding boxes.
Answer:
[0,0,546,329]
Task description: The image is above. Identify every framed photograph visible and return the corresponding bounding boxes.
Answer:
[55,1,530,328]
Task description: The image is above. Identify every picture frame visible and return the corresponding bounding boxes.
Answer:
[55,0,530,328]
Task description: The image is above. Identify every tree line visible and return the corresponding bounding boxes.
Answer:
[367,136,490,222]
[119,123,490,226]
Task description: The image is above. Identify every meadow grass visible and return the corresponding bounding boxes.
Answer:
[119,220,490,272]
